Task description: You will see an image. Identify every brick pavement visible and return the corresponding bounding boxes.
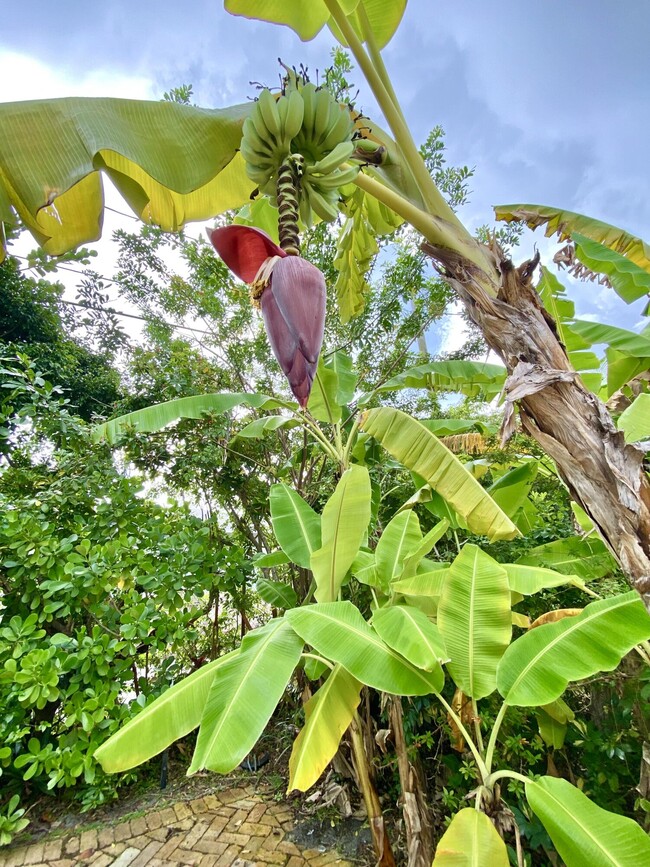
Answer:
[0,787,353,867]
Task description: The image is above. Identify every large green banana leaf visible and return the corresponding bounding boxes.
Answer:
[0,97,253,260]
[288,664,361,792]
[308,357,342,423]
[399,519,450,580]
[232,415,300,440]
[617,393,650,442]
[270,483,322,569]
[374,509,422,589]
[311,465,371,603]
[93,393,292,443]
[437,545,512,699]
[487,462,538,519]
[570,321,650,358]
[189,619,303,774]
[515,536,615,581]
[392,564,450,598]
[225,0,405,49]
[571,233,650,304]
[286,601,444,695]
[494,204,650,275]
[525,776,650,867]
[432,807,509,866]
[365,360,507,402]
[497,592,650,706]
[255,578,298,610]
[324,351,357,406]
[372,604,447,671]
[606,348,650,397]
[502,564,585,595]
[360,407,518,541]
[95,649,238,773]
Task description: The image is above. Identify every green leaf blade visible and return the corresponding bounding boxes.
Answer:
[432,807,509,866]
[361,407,518,541]
[526,776,650,867]
[189,619,303,774]
[311,465,371,603]
[95,650,238,774]
[497,592,650,706]
[437,545,512,699]
[270,484,321,569]
[372,604,447,671]
[286,602,443,696]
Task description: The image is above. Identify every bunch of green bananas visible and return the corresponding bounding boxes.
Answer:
[239,82,360,224]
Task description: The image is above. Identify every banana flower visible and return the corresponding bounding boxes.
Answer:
[208,225,326,407]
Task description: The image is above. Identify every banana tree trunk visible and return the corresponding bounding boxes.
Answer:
[388,696,434,867]
[422,238,650,613]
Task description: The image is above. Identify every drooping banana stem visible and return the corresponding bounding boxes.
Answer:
[277,155,304,255]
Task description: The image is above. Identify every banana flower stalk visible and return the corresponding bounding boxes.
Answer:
[208,225,326,407]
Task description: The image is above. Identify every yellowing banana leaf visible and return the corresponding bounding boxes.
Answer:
[334,194,378,323]
[0,97,253,260]
[432,808,509,866]
[311,465,371,603]
[372,604,447,671]
[367,360,507,402]
[617,393,650,442]
[189,619,303,774]
[224,0,359,42]
[95,649,238,773]
[374,509,422,589]
[502,563,585,595]
[497,592,650,706]
[571,232,650,304]
[93,393,292,444]
[525,776,650,867]
[288,664,361,792]
[270,483,322,569]
[494,203,650,274]
[437,545,512,700]
[286,601,444,695]
[361,407,518,541]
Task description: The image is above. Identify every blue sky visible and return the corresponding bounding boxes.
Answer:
[2,0,649,334]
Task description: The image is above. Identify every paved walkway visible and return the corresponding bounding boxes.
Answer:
[1,786,353,867]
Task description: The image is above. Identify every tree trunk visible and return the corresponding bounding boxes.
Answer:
[422,239,650,612]
[388,696,434,867]
[349,714,396,867]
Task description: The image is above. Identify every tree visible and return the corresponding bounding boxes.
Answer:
[1,2,650,863]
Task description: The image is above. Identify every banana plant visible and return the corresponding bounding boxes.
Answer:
[93,351,650,865]
[2,0,649,608]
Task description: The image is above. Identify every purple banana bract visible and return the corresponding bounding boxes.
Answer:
[208,225,326,407]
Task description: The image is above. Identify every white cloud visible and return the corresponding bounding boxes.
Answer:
[0,50,155,101]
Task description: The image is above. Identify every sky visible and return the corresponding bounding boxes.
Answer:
[1,0,649,346]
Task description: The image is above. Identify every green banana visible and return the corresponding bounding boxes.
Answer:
[310,164,360,190]
[257,88,282,139]
[295,82,317,147]
[317,105,354,152]
[249,108,279,151]
[307,141,355,176]
[280,89,304,146]
[313,87,334,142]
[303,179,340,222]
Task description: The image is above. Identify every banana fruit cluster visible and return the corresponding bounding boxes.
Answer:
[240,82,359,224]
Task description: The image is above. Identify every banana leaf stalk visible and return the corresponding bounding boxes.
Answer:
[208,225,325,406]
